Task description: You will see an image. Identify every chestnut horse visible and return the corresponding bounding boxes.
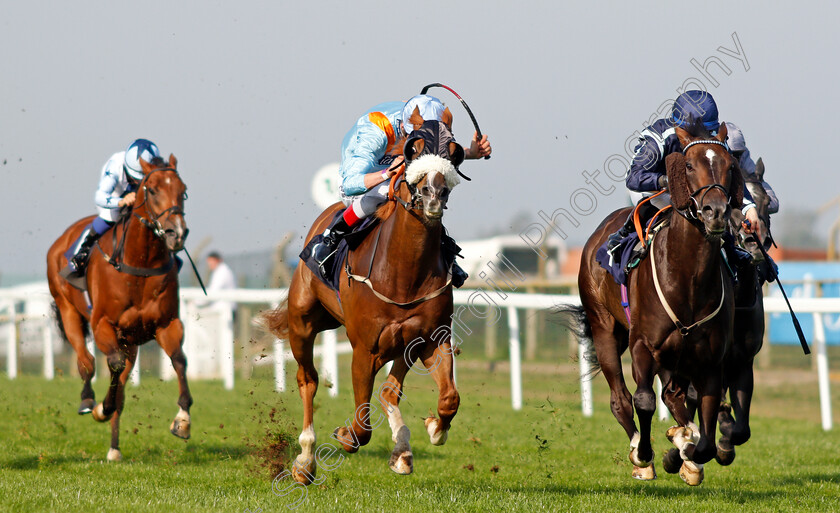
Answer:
[667,158,772,469]
[560,121,741,485]
[259,110,464,484]
[46,155,190,461]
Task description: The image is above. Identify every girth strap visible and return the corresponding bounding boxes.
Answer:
[346,262,453,307]
[95,243,175,277]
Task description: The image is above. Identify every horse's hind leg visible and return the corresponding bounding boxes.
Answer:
[91,322,125,423]
[378,358,413,474]
[106,346,137,462]
[55,299,96,413]
[420,339,459,447]
[156,319,192,440]
[629,338,658,480]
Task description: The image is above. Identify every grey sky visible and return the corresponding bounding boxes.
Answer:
[1,2,836,280]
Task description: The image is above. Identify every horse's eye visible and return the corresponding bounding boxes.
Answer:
[421,185,433,196]
[440,188,450,199]
[685,162,693,171]
[147,187,156,196]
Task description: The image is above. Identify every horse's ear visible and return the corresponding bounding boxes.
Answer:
[404,136,424,162]
[715,121,728,143]
[139,158,153,174]
[409,106,424,132]
[675,126,692,149]
[169,153,177,169]
[441,107,453,130]
[729,157,744,210]
[665,153,691,209]
[449,142,465,168]
[755,157,764,181]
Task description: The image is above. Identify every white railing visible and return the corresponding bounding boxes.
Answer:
[0,284,834,429]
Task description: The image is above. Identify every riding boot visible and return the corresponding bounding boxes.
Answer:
[441,232,468,288]
[607,202,656,255]
[69,229,102,273]
[756,252,779,284]
[722,233,755,281]
[313,216,352,272]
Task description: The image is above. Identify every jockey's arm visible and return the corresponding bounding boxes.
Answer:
[94,159,122,211]
[626,135,663,193]
[465,131,492,159]
[340,124,390,195]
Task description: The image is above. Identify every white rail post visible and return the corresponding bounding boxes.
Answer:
[6,301,17,379]
[813,312,833,431]
[87,336,96,383]
[221,308,234,390]
[655,376,668,421]
[130,347,141,386]
[274,338,286,392]
[322,330,338,398]
[43,312,55,380]
[578,340,593,417]
[507,306,522,411]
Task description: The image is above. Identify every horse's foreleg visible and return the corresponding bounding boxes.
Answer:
[668,371,721,486]
[287,320,320,486]
[56,300,96,414]
[660,373,692,475]
[106,346,137,462]
[717,359,755,465]
[629,340,657,480]
[378,358,413,475]
[91,321,124,423]
[156,319,192,440]
[333,350,379,452]
[420,340,459,447]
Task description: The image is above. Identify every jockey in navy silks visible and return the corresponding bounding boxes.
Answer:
[66,139,160,274]
[312,94,492,287]
[606,90,763,273]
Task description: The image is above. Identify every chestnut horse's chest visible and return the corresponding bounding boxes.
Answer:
[91,274,180,345]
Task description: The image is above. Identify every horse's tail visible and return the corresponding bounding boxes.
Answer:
[51,301,89,343]
[255,296,290,340]
[552,304,600,375]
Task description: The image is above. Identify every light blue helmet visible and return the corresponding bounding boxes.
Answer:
[401,95,446,134]
[124,139,160,180]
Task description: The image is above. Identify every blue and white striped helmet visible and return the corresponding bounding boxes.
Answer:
[124,139,160,180]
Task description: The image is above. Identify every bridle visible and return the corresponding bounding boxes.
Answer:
[676,139,733,225]
[132,167,188,240]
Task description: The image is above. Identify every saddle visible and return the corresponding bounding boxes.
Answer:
[300,211,380,292]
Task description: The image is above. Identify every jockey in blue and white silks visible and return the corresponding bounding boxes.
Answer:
[312,94,492,286]
[67,139,160,273]
[606,91,761,261]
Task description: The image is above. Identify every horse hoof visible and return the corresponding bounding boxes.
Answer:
[632,463,657,480]
[679,461,704,486]
[662,448,682,474]
[332,427,359,453]
[715,442,736,466]
[424,417,447,446]
[389,450,414,475]
[170,419,191,439]
[107,448,122,462]
[78,398,95,415]
[291,456,317,485]
[91,403,112,422]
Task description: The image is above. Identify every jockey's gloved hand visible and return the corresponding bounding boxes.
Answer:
[657,175,668,190]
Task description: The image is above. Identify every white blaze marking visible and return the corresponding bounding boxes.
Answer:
[705,149,717,169]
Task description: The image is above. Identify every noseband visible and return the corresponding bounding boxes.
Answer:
[132,167,187,239]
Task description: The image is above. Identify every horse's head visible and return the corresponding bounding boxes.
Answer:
[730,158,771,261]
[136,154,188,252]
[384,106,464,222]
[667,120,742,239]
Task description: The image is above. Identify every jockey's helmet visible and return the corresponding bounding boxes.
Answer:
[401,95,446,134]
[672,90,720,132]
[124,139,160,181]
[724,122,746,152]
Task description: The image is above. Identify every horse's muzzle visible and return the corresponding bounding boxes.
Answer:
[164,221,188,252]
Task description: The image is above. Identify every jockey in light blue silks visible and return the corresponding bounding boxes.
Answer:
[66,139,160,274]
[605,90,762,271]
[312,94,492,287]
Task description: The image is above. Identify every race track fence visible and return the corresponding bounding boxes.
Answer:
[0,284,834,430]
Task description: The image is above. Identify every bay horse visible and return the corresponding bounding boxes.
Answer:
[665,157,772,469]
[46,155,191,461]
[259,108,464,484]
[559,120,741,485]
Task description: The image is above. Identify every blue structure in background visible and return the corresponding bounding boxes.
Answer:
[769,262,840,346]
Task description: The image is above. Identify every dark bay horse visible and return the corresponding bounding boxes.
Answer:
[667,157,772,469]
[46,155,190,461]
[560,121,741,485]
[259,108,465,484]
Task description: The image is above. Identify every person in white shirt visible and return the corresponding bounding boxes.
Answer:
[205,251,236,316]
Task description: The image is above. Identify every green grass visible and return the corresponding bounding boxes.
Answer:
[1,356,839,513]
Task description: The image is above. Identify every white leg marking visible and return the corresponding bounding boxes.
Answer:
[425,417,448,446]
[297,425,316,463]
[106,448,122,462]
